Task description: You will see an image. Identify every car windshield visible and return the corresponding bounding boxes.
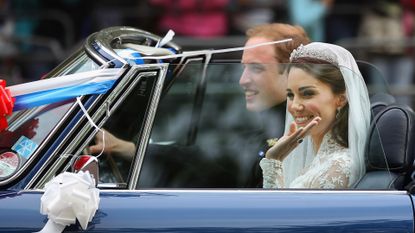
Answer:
[0,51,101,180]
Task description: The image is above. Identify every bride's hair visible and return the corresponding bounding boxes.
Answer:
[288,57,348,147]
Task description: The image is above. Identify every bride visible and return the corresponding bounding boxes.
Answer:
[260,42,370,189]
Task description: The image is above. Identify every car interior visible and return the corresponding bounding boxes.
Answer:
[135,60,415,190]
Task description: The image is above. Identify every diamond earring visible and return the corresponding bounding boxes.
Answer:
[336,107,341,119]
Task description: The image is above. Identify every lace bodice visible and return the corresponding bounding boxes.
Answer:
[260,134,352,189]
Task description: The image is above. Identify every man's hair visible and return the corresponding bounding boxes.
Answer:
[246,23,311,64]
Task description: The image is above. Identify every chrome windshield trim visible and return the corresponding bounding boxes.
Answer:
[128,64,169,190]
[94,40,128,67]
[84,35,107,65]
[84,26,181,69]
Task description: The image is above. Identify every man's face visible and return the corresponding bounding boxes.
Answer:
[240,37,287,112]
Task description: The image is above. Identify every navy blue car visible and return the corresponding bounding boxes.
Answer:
[0,26,414,232]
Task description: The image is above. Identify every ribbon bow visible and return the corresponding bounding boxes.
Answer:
[36,171,100,233]
[0,80,15,131]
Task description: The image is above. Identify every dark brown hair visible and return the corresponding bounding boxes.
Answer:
[288,58,348,147]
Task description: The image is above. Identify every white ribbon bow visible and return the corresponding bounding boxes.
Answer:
[35,171,100,233]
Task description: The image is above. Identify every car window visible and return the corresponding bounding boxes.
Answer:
[137,62,396,190]
[96,76,156,186]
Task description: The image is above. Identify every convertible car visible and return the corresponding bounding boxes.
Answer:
[0,26,414,232]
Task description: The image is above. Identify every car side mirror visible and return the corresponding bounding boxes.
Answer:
[72,155,99,186]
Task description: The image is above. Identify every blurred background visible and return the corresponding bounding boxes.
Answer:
[0,0,414,105]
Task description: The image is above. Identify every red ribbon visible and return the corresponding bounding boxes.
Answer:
[0,80,15,132]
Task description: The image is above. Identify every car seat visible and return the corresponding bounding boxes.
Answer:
[355,104,415,189]
[369,92,396,120]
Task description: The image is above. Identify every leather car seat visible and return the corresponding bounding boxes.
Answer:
[355,104,415,189]
[369,92,396,120]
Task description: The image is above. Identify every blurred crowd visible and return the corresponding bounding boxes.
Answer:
[0,0,414,104]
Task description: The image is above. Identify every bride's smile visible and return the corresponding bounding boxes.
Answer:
[294,115,315,126]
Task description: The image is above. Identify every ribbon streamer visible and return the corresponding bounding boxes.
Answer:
[0,68,124,132]
[35,171,100,233]
[8,68,124,111]
[137,38,293,60]
[155,29,175,48]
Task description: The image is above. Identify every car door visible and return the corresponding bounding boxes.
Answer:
[0,189,412,232]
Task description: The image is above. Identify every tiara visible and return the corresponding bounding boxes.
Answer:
[289,44,338,65]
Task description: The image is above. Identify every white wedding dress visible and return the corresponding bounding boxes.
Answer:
[259,42,371,189]
[260,133,352,189]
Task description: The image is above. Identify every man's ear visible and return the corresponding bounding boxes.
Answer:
[337,94,347,108]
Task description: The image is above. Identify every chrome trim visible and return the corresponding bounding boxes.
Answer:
[98,183,127,189]
[22,188,409,195]
[84,37,107,64]
[84,26,181,69]
[94,40,128,67]
[128,64,169,190]
[105,189,409,195]
[174,57,205,78]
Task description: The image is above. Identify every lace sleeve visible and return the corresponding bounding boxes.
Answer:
[259,158,284,188]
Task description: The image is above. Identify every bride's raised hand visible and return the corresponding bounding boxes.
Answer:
[265,116,321,161]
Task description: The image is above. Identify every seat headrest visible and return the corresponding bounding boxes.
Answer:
[370,92,396,119]
[366,104,415,172]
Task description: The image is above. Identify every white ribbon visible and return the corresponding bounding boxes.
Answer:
[35,171,100,233]
[8,68,124,97]
[155,29,175,48]
[138,38,293,60]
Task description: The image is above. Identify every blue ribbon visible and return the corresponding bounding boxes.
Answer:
[13,79,116,111]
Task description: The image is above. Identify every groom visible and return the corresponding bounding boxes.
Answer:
[239,23,310,187]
